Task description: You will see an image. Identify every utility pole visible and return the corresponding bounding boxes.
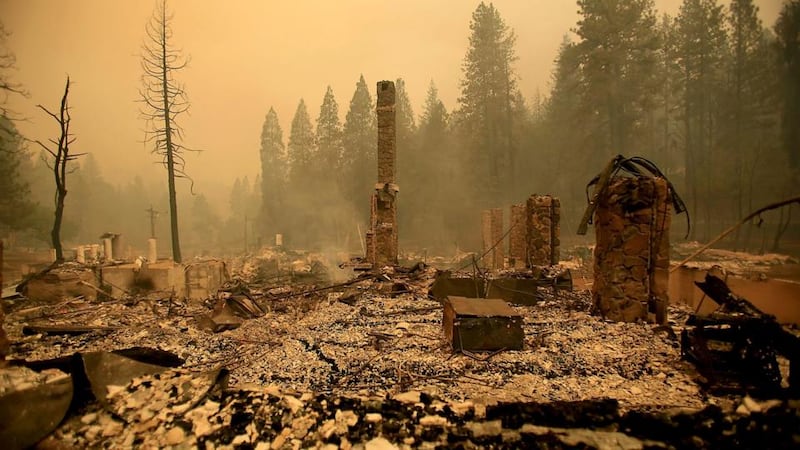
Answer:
[146,205,159,238]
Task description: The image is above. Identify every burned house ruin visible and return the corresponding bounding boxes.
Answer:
[1,95,798,449]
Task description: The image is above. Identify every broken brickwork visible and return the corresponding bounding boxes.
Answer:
[508,203,527,268]
[370,80,398,267]
[593,177,670,324]
[481,208,504,270]
[526,195,560,266]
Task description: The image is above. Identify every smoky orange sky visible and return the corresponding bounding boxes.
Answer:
[2,0,782,200]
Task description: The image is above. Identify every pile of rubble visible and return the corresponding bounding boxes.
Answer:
[4,273,703,408]
[2,254,798,447]
[39,371,800,449]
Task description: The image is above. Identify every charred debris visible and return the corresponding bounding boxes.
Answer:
[1,84,799,448]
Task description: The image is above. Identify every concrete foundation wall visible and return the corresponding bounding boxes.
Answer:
[100,260,228,301]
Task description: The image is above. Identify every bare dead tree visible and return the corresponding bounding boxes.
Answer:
[139,0,194,263]
[35,77,83,262]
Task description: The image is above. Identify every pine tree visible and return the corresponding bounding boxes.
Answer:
[249,174,262,219]
[399,80,437,248]
[458,2,519,206]
[543,36,588,202]
[0,21,27,121]
[417,81,456,249]
[655,14,683,174]
[676,0,727,240]
[395,78,417,154]
[574,0,660,158]
[723,0,777,225]
[259,107,287,237]
[394,78,418,240]
[286,99,317,246]
[316,86,343,175]
[288,99,315,184]
[775,0,800,170]
[341,74,376,225]
[0,116,33,233]
[315,86,348,247]
[190,193,220,251]
[230,177,244,218]
[64,153,116,244]
[420,81,448,133]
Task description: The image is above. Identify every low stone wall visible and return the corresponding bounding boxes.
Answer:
[593,177,670,324]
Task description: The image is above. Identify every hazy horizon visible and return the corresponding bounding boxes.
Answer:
[3,0,782,202]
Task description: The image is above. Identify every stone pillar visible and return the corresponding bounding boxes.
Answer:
[76,246,85,264]
[371,80,399,267]
[526,194,561,266]
[88,244,99,261]
[592,177,671,324]
[481,208,504,270]
[508,203,527,268]
[148,238,158,262]
[111,235,124,261]
[103,238,113,261]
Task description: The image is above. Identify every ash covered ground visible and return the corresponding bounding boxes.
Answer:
[2,251,798,449]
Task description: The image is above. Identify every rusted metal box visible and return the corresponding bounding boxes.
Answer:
[443,297,524,351]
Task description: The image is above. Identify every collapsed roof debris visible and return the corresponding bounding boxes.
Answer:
[681,274,800,395]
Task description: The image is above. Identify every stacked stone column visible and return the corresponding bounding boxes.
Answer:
[592,177,671,324]
[370,81,398,267]
[508,203,527,268]
[526,195,561,266]
[481,208,504,270]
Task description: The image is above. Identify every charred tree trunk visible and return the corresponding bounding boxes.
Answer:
[36,77,80,263]
[140,0,192,264]
[51,183,65,261]
[160,8,182,263]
